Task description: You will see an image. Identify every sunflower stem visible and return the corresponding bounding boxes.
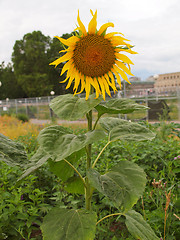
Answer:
[85,109,92,211]
[85,86,94,210]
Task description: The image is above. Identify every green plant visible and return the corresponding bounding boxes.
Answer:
[16,113,29,122]
[0,94,162,240]
[0,162,50,240]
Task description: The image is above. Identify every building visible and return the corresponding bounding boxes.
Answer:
[154,72,180,92]
[129,76,141,82]
[129,80,154,90]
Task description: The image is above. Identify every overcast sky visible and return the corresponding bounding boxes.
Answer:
[0,0,180,80]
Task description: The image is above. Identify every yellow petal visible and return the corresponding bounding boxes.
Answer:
[73,70,81,92]
[97,77,106,100]
[115,48,138,54]
[105,32,124,39]
[49,51,72,67]
[104,73,117,92]
[88,10,97,34]
[127,63,131,70]
[90,77,101,98]
[60,76,69,83]
[77,10,87,36]
[112,35,130,42]
[90,9,94,16]
[59,49,68,54]
[66,66,77,89]
[76,73,85,94]
[115,60,133,76]
[111,69,122,89]
[113,65,131,84]
[115,53,134,65]
[63,68,72,81]
[66,76,74,89]
[60,59,74,76]
[101,76,111,97]
[85,76,99,99]
[85,79,91,100]
[107,71,113,81]
[93,78,101,98]
[60,62,74,83]
[98,22,114,35]
[55,36,80,47]
[107,71,118,92]
[110,37,128,47]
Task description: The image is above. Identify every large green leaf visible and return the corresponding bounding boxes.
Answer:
[41,208,97,240]
[50,93,103,120]
[64,176,85,194]
[95,98,148,116]
[18,147,50,181]
[38,125,106,161]
[48,149,85,181]
[87,160,146,212]
[19,147,84,181]
[0,133,28,167]
[125,210,159,240]
[99,117,155,142]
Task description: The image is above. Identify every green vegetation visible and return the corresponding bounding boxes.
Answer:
[0,120,179,239]
[0,31,74,100]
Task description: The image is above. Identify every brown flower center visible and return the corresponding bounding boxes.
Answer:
[73,34,116,77]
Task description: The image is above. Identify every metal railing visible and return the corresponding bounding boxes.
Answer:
[0,87,180,121]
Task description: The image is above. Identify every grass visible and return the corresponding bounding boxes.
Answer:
[0,115,180,239]
[0,115,40,140]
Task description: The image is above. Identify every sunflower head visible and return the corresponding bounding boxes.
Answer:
[50,10,137,100]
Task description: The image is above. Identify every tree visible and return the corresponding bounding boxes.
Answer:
[0,62,25,99]
[12,31,74,98]
[47,33,74,96]
[12,31,51,97]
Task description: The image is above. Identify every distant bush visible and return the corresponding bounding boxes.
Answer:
[16,113,29,122]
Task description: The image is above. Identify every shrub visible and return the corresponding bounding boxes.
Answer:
[16,113,29,122]
[0,162,51,240]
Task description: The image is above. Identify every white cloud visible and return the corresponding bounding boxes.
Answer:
[0,0,180,80]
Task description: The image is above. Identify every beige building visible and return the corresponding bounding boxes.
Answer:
[154,72,180,92]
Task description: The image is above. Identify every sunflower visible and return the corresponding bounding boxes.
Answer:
[50,10,137,100]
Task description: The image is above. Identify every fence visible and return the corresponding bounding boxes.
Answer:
[0,87,180,121]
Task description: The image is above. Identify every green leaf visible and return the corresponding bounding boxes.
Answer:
[48,149,85,181]
[18,147,50,181]
[38,125,106,161]
[87,160,146,212]
[41,208,97,240]
[50,93,103,120]
[125,210,159,240]
[95,98,148,116]
[0,133,28,167]
[99,117,155,142]
[64,176,85,194]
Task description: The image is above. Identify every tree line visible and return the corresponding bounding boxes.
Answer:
[0,31,74,100]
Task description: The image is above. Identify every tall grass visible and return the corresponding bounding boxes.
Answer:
[0,115,40,139]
